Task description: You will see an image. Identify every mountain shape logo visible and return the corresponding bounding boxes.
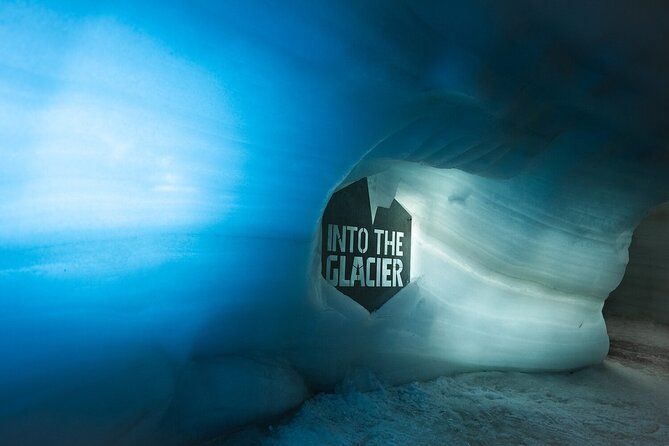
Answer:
[321,177,412,312]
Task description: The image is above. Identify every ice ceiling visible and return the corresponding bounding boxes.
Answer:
[1,1,668,444]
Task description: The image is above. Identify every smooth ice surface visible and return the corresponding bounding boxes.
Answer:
[1,1,669,444]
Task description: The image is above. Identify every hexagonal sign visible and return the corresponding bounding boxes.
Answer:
[321,177,411,312]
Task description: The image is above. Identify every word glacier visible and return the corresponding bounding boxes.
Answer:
[324,224,405,287]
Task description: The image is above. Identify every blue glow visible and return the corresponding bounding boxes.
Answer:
[1,2,668,444]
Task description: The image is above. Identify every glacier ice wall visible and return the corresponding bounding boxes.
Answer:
[605,202,669,324]
[1,1,669,444]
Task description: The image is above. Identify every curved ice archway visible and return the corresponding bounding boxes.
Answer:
[302,123,668,385]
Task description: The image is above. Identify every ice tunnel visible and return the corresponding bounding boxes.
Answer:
[1,1,669,445]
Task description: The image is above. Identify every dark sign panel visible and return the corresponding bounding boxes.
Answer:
[321,177,411,312]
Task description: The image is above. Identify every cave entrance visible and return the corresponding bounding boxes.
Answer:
[604,201,669,323]
[603,200,669,368]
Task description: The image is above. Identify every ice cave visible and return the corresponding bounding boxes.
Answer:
[1,1,668,445]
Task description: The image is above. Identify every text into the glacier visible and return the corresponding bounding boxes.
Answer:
[320,177,411,312]
[324,225,405,287]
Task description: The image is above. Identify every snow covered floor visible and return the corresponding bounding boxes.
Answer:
[215,317,669,445]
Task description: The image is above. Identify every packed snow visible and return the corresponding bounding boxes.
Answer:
[216,317,669,445]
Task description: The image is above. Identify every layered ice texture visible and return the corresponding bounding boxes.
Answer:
[1,1,669,444]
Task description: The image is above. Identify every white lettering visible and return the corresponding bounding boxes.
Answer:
[326,255,338,285]
[358,228,369,254]
[350,256,365,286]
[365,257,376,286]
[374,229,384,255]
[382,257,392,286]
[393,258,403,287]
[384,230,396,256]
[338,256,350,286]
[346,226,358,253]
[333,225,345,253]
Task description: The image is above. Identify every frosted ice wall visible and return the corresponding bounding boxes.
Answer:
[1,1,669,444]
